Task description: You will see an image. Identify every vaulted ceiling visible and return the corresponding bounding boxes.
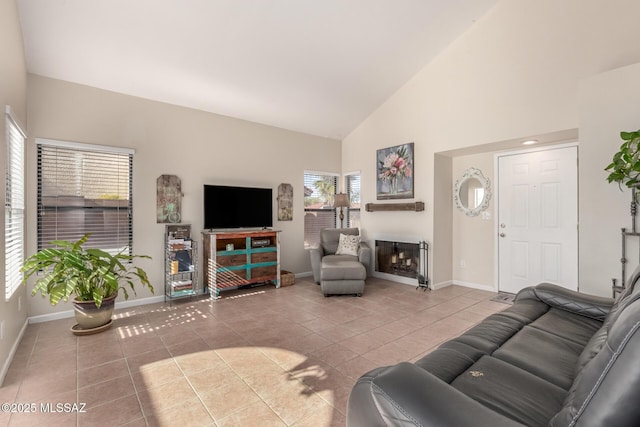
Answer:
[17,0,497,139]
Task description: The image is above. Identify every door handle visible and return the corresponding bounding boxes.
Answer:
[499,233,506,238]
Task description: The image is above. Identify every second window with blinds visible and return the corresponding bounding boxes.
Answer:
[36,139,134,255]
[303,171,361,249]
[345,172,361,229]
[303,171,337,249]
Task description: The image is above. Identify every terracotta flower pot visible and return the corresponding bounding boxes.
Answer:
[72,294,117,329]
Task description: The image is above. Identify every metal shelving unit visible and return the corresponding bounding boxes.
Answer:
[165,224,203,301]
[615,189,640,297]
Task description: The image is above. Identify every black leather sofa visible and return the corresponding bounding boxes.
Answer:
[347,275,640,426]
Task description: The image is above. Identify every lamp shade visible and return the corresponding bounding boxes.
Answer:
[333,193,350,208]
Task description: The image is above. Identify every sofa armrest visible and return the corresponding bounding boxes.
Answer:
[516,283,614,322]
[347,362,524,427]
[309,247,324,283]
[358,242,371,275]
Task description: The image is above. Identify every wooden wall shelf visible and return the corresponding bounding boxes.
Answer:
[365,202,425,212]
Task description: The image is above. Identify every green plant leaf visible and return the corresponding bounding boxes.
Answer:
[22,232,153,307]
[92,288,104,308]
[606,130,640,191]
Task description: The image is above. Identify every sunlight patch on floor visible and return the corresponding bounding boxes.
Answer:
[137,346,336,425]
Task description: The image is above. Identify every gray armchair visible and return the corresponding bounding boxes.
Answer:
[309,228,371,295]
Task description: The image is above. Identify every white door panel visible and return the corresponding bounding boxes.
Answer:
[498,147,578,294]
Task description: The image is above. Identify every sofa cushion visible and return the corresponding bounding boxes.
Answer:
[415,341,485,383]
[448,314,524,354]
[528,307,603,347]
[451,355,566,426]
[493,325,584,390]
[516,284,613,322]
[493,298,550,324]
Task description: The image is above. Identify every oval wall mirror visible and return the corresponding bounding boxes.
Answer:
[454,167,491,216]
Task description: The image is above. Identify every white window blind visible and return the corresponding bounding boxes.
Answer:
[304,171,337,249]
[36,139,134,254]
[5,107,26,300]
[346,173,361,228]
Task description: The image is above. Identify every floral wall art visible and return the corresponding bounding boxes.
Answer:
[376,142,414,200]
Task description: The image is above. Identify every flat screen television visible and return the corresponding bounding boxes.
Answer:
[204,184,273,229]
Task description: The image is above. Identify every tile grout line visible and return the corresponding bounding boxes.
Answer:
[170,347,220,426]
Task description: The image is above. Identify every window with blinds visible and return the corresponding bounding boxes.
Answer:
[36,139,134,255]
[346,173,361,228]
[304,171,337,249]
[5,107,26,300]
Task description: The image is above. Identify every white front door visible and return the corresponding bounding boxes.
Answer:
[498,146,578,294]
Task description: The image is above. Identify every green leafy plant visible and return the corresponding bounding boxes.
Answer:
[22,234,153,308]
[605,130,640,190]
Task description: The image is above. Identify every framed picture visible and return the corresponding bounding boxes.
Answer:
[157,174,182,223]
[277,183,293,221]
[376,142,414,200]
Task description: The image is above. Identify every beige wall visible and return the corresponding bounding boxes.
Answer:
[432,154,452,286]
[342,0,640,295]
[451,153,495,289]
[26,75,341,317]
[578,63,640,296]
[0,0,28,382]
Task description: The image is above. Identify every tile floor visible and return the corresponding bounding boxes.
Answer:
[0,277,507,426]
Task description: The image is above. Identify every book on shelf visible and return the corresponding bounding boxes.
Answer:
[171,288,195,296]
[171,280,193,291]
[174,249,193,271]
[166,224,191,240]
[168,238,192,251]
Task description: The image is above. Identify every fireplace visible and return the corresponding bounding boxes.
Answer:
[375,239,429,289]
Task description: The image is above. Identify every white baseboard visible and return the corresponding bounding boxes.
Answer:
[1,319,28,386]
[301,271,425,287]
[431,280,453,290]
[28,295,166,324]
[115,295,165,309]
[296,271,313,278]
[282,271,496,294]
[451,280,496,292]
[422,280,496,292]
[28,309,75,324]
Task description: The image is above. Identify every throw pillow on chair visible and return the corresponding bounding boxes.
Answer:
[335,233,359,256]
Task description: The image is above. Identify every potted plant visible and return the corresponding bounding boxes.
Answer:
[22,234,153,331]
[605,130,640,192]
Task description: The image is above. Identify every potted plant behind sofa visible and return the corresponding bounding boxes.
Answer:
[605,130,640,194]
[22,233,153,332]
